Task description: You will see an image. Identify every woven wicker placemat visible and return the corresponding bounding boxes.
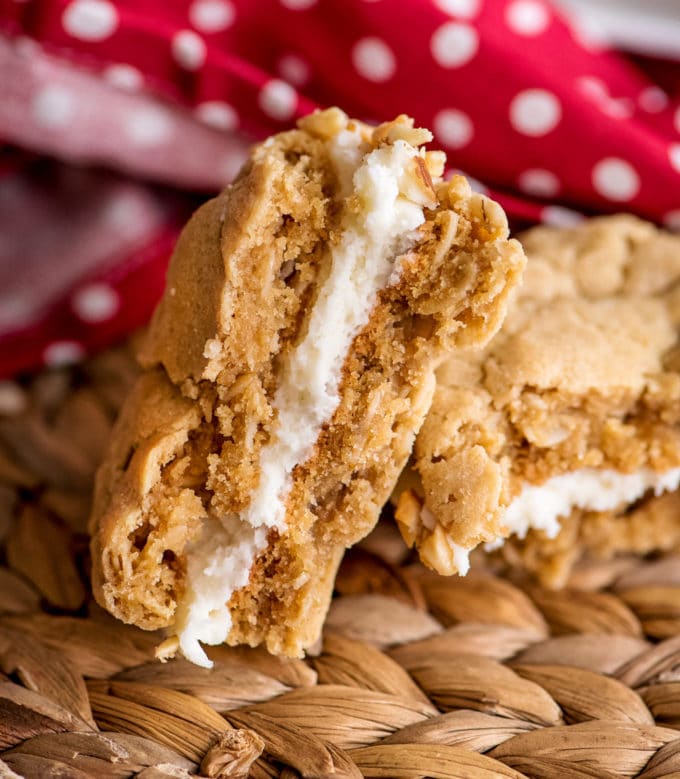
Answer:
[2,344,680,779]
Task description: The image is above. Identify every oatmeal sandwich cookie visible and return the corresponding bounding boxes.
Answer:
[397,215,680,586]
[90,108,525,665]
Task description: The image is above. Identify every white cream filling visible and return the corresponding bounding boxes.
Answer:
[441,466,680,570]
[500,466,680,541]
[175,135,428,667]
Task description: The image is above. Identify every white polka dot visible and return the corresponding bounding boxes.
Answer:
[352,37,396,82]
[104,64,143,91]
[577,75,607,100]
[44,341,85,367]
[195,101,238,131]
[467,176,488,194]
[279,0,317,7]
[638,87,668,113]
[189,0,235,31]
[124,106,173,145]
[258,79,297,121]
[72,283,119,323]
[433,0,480,18]
[541,205,585,227]
[430,22,478,68]
[592,158,640,202]
[505,0,549,36]
[278,54,311,86]
[509,88,561,136]
[674,106,680,134]
[669,144,680,174]
[600,98,633,120]
[172,30,206,71]
[221,150,248,182]
[517,168,560,197]
[104,193,143,232]
[32,86,76,129]
[664,210,680,232]
[62,0,118,41]
[433,109,473,149]
[577,77,633,119]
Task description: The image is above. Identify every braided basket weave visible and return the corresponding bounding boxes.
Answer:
[2,343,680,779]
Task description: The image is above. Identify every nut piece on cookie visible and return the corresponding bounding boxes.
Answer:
[398,215,680,585]
[89,108,525,666]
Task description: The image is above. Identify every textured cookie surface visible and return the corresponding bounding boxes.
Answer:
[90,109,525,664]
[399,215,680,582]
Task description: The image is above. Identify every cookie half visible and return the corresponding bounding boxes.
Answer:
[398,215,680,584]
[90,108,525,665]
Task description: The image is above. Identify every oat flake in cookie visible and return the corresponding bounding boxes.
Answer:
[398,215,680,586]
[89,108,525,666]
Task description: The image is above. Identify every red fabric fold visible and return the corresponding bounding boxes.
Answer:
[1,0,679,377]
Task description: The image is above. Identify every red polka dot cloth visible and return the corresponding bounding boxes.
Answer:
[1,0,680,377]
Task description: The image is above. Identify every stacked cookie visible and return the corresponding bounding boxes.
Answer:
[90,108,680,664]
[89,109,524,666]
[399,215,680,586]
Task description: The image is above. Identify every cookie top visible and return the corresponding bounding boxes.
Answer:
[401,215,680,576]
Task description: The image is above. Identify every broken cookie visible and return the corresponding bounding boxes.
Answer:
[398,214,680,586]
[89,108,525,665]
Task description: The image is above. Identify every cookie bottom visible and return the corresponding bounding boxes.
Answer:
[497,490,680,588]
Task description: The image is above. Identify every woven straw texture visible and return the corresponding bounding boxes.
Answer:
[3,343,680,778]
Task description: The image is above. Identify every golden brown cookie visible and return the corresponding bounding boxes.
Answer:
[398,215,680,582]
[90,109,524,665]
